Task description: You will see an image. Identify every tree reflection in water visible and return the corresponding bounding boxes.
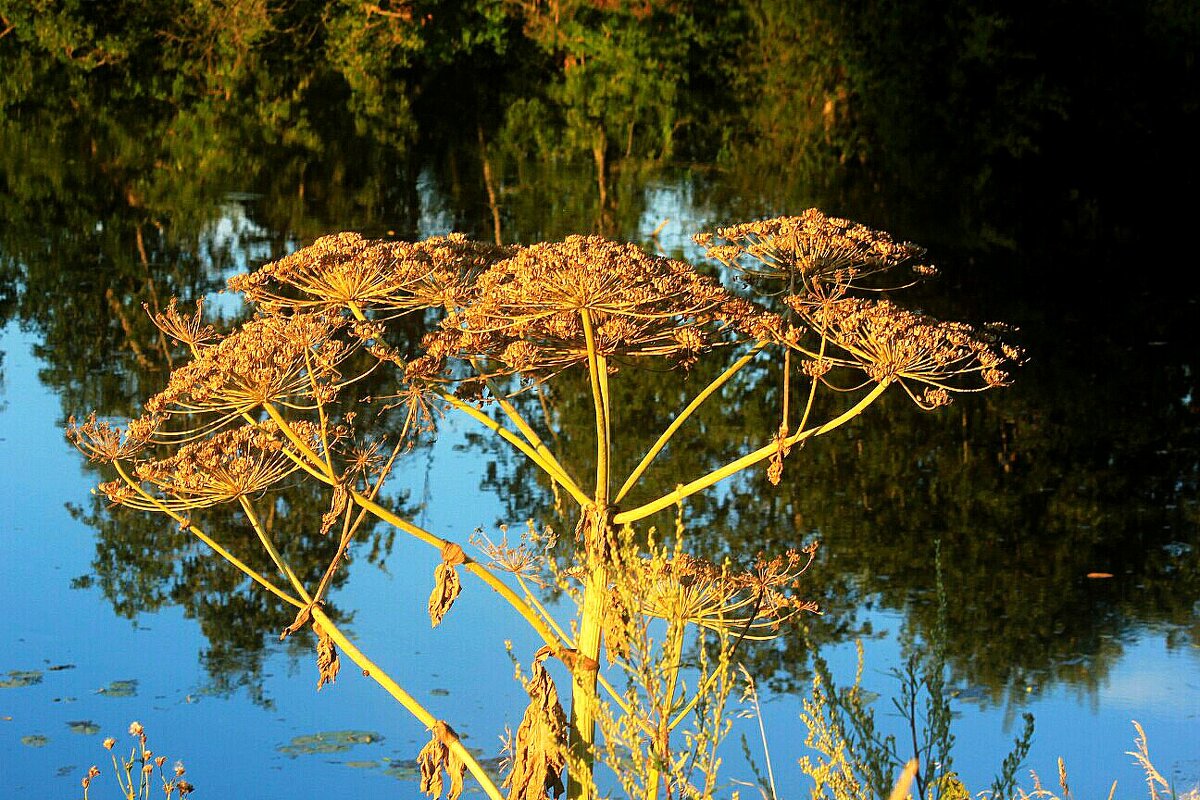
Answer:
[1,1,1196,715]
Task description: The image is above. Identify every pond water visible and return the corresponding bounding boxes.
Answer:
[2,68,1199,800]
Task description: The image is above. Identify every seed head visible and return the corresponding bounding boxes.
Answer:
[698,210,933,299]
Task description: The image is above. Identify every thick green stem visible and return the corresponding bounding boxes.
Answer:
[568,309,611,800]
[309,607,505,800]
[569,563,608,800]
[614,380,890,524]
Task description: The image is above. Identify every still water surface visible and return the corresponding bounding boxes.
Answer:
[1,130,1198,798]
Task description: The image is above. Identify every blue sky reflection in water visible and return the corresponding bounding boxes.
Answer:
[0,184,1197,799]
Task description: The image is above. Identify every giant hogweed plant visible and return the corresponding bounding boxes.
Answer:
[68,210,1020,800]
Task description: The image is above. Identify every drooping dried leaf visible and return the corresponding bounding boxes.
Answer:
[428,563,463,627]
[314,621,340,690]
[767,422,791,486]
[320,482,350,536]
[601,596,631,664]
[279,603,314,640]
[417,720,466,800]
[503,649,567,800]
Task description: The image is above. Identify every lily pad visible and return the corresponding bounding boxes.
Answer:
[67,720,101,735]
[21,734,49,747]
[96,679,138,698]
[0,670,43,689]
[277,730,384,757]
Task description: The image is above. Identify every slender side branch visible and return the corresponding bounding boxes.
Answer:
[439,391,591,507]
[111,461,303,608]
[263,402,337,479]
[614,380,890,524]
[239,496,314,604]
[615,344,764,504]
[348,491,564,648]
[309,607,505,800]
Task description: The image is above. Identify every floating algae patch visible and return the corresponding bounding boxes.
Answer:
[67,720,101,735]
[382,758,420,781]
[343,760,381,769]
[96,679,138,697]
[21,734,49,747]
[383,753,505,783]
[0,670,43,688]
[429,688,450,697]
[277,730,385,757]
[46,664,76,672]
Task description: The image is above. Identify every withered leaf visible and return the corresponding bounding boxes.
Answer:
[417,720,466,800]
[320,482,350,535]
[601,596,631,665]
[503,649,567,800]
[279,603,314,641]
[314,621,340,690]
[428,562,463,627]
[767,422,791,486]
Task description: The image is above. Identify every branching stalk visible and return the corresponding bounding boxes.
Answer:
[309,606,505,800]
[616,344,763,504]
[614,380,890,524]
[111,461,302,609]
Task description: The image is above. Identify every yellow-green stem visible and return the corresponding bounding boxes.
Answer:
[309,606,505,800]
[111,461,302,608]
[348,490,563,647]
[644,622,687,800]
[239,496,313,604]
[615,344,763,504]
[439,391,591,507]
[614,380,890,524]
[795,334,828,436]
[569,564,608,800]
[581,310,609,505]
[263,402,336,479]
[568,308,611,800]
[264,401,565,650]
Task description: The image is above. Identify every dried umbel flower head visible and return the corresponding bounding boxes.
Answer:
[228,232,515,317]
[797,297,1023,406]
[104,423,297,512]
[697,209,933,299]
[67,412,161,463]
[636,548,820,639]
[441,235,765,376]
[503,646,568,800]
[148,297,221,350]
[143,312,361,437]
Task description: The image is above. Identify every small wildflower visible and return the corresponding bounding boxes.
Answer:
[103,737,117,750]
